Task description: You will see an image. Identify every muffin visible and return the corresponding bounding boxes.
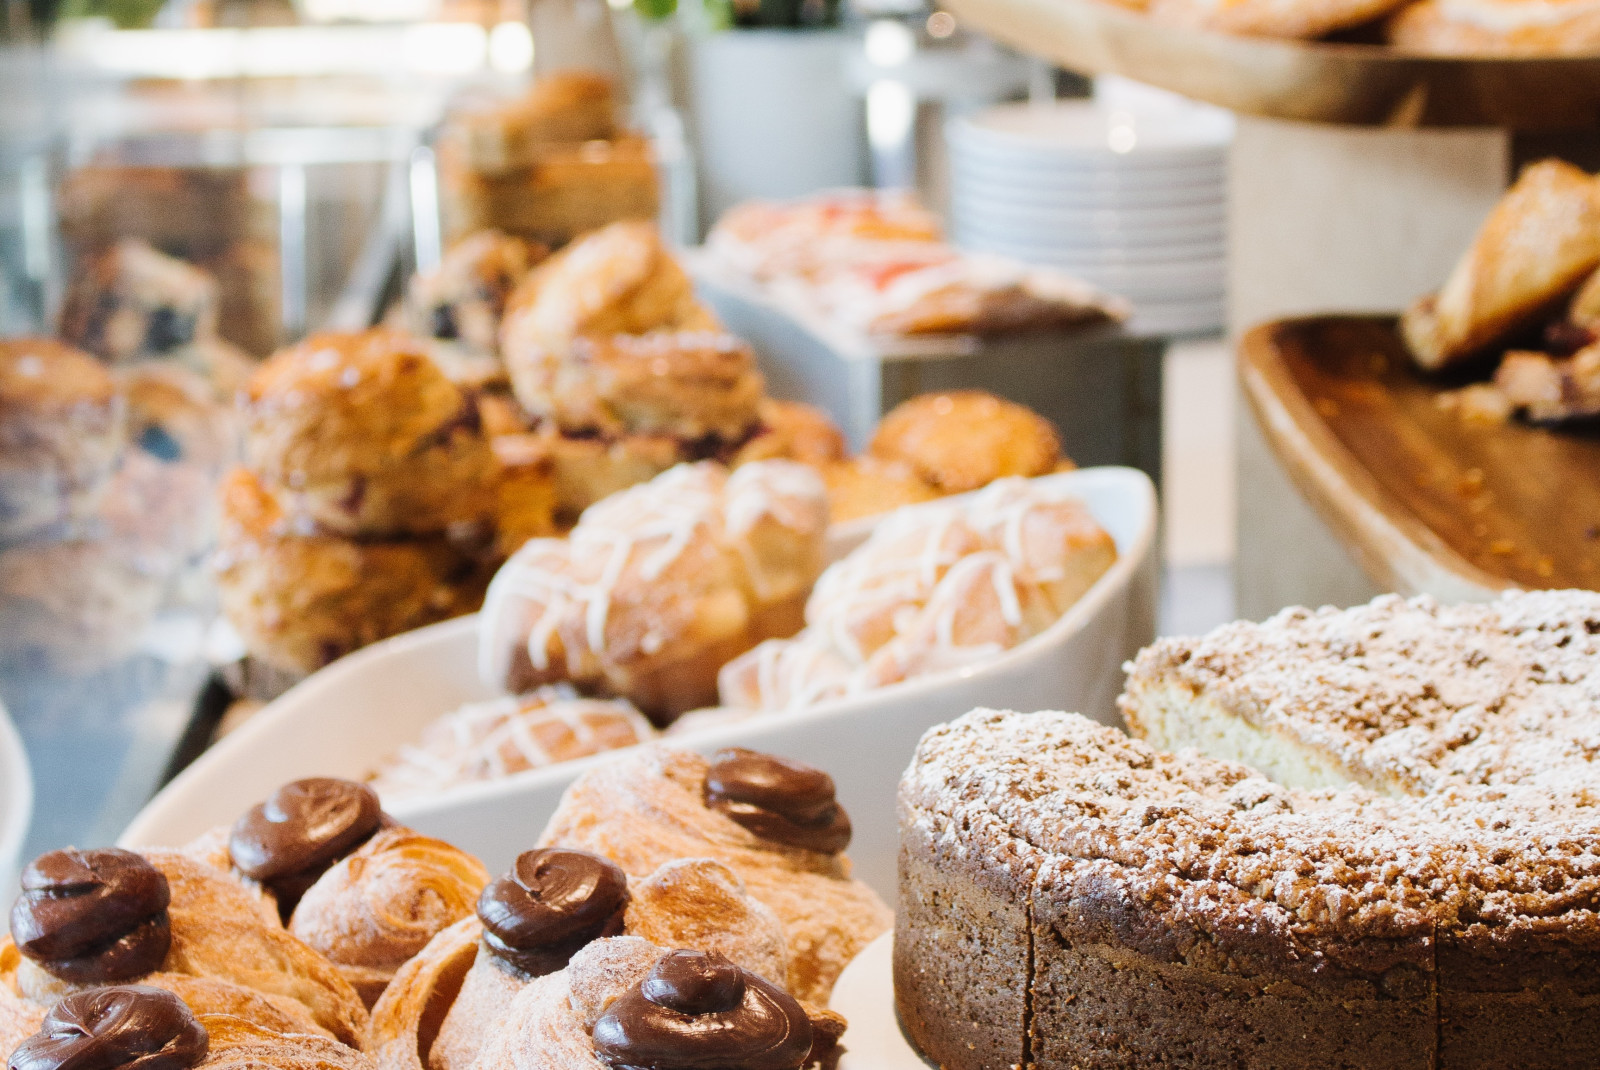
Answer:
[0,337,124,542]
[215,469,492,676]
[407,230,545,389]
[59,240,220,364]
[243,329,498,537]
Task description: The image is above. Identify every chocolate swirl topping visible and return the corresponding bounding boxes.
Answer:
[592,951,813,1070]
[477,849,629,977]
[228,778,384,917]
[10,850,171,984]
[9,987,208,1070]
[703,750,851,854]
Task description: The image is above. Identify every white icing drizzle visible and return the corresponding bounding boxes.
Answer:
[717,478,1113,713]
[476,460,828,691]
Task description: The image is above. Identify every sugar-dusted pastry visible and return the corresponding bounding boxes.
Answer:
[286,829,489,1008]
[540,746,892,1002]
[498,222,714,417]
[731,399,848,470]
[478,461,828,721]
[869,390,1063,493]
[59,240,219,364]
[1148,0,1409,36]
[1404,160,1600,370]
[1492,344,1600,422]
[0,337,123,542]
[243,329,498,537]
[820,456,939,525]
[215,470,490,677]
[461,941,843,1070]
[8,987,376,1070]
[719,477,1116,711]
[1388,0,1600,53]
[368,851,790,1070]
[2,847,368,1047]
[535,331,765,445]
[368,687,656,801]
[406,230,545,388]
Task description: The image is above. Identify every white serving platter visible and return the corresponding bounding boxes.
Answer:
[121,467,1157,901]
[830,931,924,1070]
[0,699,33,895]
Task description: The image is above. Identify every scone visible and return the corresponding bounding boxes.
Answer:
[731,399,848,469]
[487,434,558,556]
[243,329,498,537]
[1403,160,1600,370]
[0,337,123,542]
[406,230,545,387]
[443,72,618,176]
[368,687,655,801]
[59,240,220,364]
[477,461,829,721]
[371,849,790,1070]
[0,539,164,673]
[1389,0,1600,53]
[3,846,368,1046]
[536,330,765,444]
[215,469,490,676]
[719,477,1117,711]
[868,389,1062,492]
[820,456,939,524]
[498,222,714,416]
[539,746,893,1002]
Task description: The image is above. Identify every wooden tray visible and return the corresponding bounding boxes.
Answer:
[938,0,1600,130]
[1239,316,1600,598]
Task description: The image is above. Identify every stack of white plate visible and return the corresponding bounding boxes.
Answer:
[947,93,1232,336]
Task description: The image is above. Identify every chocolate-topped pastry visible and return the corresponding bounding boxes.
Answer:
[478,849,628,978]
[10,850,172,984]
[591,950,812,1070]
[9,987,208,1070]
[703,750,850,855]
[228,779,384,918]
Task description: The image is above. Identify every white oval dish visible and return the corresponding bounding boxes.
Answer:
[0,700,34,896]
[121,467,1157,900]
[829,931,923,1069]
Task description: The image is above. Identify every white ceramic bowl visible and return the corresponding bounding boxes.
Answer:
[0,701,34,895]
[121,467,1158,901]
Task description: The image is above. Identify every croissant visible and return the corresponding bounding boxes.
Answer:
[539,748,892,1003]
[288,829,489,1008]
[198,1013,377,1070]
[466,939,844,1070]
[0,982,43,1058]
[1404,160,1600,370]
[3,848,369,1049]
[370,855,789,1070]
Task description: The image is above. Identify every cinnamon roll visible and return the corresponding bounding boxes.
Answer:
[2,848,368,1048]
[369,853,789,1070]
[477,461,828,723]
[539,747,891,1002]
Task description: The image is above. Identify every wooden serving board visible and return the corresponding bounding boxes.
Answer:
[1239,316,1600,598]
[938,0,1600,130]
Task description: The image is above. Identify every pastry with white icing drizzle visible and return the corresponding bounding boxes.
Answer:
[478,460,828,723]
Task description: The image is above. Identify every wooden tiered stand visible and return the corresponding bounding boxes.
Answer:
[935,0,1600,611]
